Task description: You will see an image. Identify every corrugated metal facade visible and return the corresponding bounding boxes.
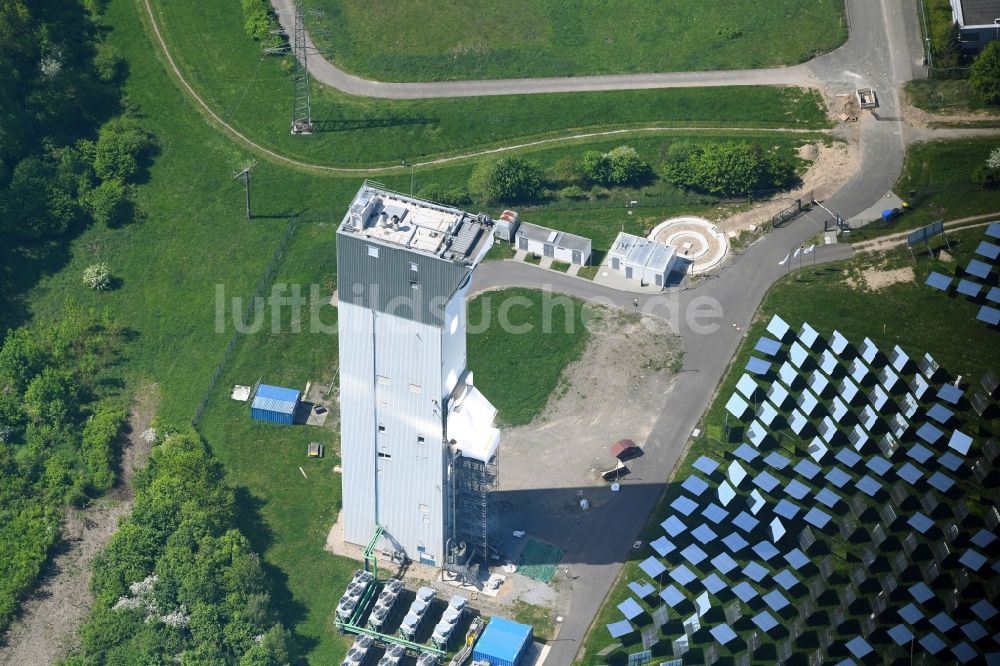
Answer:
[338,284,475,564]
[337,230,472,328]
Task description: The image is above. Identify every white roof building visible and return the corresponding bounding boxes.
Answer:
[606,232,679,287]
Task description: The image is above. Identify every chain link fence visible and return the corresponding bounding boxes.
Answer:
[191,214,300,428]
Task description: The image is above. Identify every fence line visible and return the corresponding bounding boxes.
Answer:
[191,214,300,428]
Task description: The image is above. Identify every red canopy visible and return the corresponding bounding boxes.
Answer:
[611,439,638,459]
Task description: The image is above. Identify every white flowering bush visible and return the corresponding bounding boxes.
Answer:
[988,148,1000,170]
[82,262,113,291]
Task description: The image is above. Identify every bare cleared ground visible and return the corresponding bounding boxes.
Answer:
[858,266,914,291]
[0,385,160,666]
[501,307,682,492]
[717,138,861,235]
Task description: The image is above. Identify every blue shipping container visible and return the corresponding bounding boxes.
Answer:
[473,617,532,666]
[250,384,300,424]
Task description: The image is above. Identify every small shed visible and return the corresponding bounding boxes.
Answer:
[494,209,521,243]
[606,232,678,287]
[473,617,533,666]
[515,222,591,265]
[251,384,300,424]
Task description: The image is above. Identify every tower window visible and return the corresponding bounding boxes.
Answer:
[409,262,418,272]
[409,383,422,395]
[378,452,392,460]
[417,436,425,443]
[378,424,386,433]
[367,245,379,258]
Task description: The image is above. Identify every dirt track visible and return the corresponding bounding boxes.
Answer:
[0,386,160,666]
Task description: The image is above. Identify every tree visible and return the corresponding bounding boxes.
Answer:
[606,145,649,186]
[87,178,128,226]
[23,369,78,427]
[989,147,1000,170]
[664,141,795,196]
[468,156,543,203]
[93,116,153,182]
[579,150,610,185]
[970,41,1000,105]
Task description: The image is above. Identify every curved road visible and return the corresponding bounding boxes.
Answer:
[256,0,964,663]
[316,0,923,666]
[271,0,816,99]
[274,0,929,662]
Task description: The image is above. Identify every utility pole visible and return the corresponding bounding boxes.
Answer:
[233,161,258,220]
[267,0,327,135]
[290,0,312,134]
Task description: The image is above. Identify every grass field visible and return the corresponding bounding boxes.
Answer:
[304,0,846,81]
[890,138,1000,233]
[578,225,1000,663]
[144,0,830,170]
[467,288,590,426]
[905,80,1000,118]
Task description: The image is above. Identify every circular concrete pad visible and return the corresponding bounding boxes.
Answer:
[649,216,729,274]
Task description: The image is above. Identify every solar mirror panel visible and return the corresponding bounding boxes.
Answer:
[764,451,790,470]
[607,619,633,638]
[702,573,726,595]
[916,422,943,445]
[988,286,1000,304]
[960,621,986,642]
[926,403,954,423]
[711,552,738,574]
[978,305,1000,325]
[725,393,749,418]
[771,517,786,541]
[734,511,760,532]
[830,330,849,354]
[745,356,771,375]
[799,322,820,348]
[659,585,685,607]
[749,489,766,514]
[681,475,709,496]
[840,377,860,402]
[774,499,800,519]
[650,536,675,556]
[977,240,1000,260]
[766,314,791,340]
[907,443,933,463]
[815,487,841,507]
[879,366,899,390]
[808,437,829,462]
[732,443,759,463]
[691,524,718,544]
[860,338,878,364]
[965,258,991,279]
[778,361,797,386]
[702,503,728,523]
[925,272,953,291]
[670,495,698,516]
[867,455,892,476]
[789,342,809,367]
[849,424,869,450]
[757,401,778,426]
[789,409,808,434]
[669,564,697,585]
[820,349,838,375]
[849,358,867,382]
[890,412,908,438]
[897,462,924,485]
[799,389,820,416]
[661,515,686,536]
[870,385,889,410]
[767,383,789,408]
[753,470,780,493]
[754,336,782,356]
[949,430,973,455]
[734,375,759,401]
[809,370,829,395]
[742,561,768,582]
[957,279,982,297]
[835,448,861,468]
[919,632,946,655]
[693,456,720,475]
[618,597,644,620]
[890,345,909,371]
[733,581,758,602]
[639,556,666,578]
[794,458,821,479]
[804,507,832,528]
[937,383,963,404]
[987,221,1000,238]
[920,353,939,379]
[747,421,767,447]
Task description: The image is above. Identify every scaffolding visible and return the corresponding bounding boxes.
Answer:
[452,449,499,563]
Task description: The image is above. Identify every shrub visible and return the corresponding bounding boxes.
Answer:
[972,164,1000,189]
[969,41,1000,105]
[664,141,795,196]
[82,403,127,493]
[93,116,154,183]
[416,183,471,207]
[87,178,129,226]
[580,145,650,186]
[468,156,544,203]
[83,262,113,291]
[559,185,587,200]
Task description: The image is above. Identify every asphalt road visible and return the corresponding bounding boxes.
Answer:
[270,0,816,99]
[465,1,925,661]
[273,0,927,661]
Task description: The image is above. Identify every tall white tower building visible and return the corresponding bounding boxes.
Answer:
[337,183,500,567]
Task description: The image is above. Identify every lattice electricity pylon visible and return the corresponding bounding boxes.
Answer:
[266,1,330,135]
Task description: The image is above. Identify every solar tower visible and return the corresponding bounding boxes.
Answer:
[336,182,500,567]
